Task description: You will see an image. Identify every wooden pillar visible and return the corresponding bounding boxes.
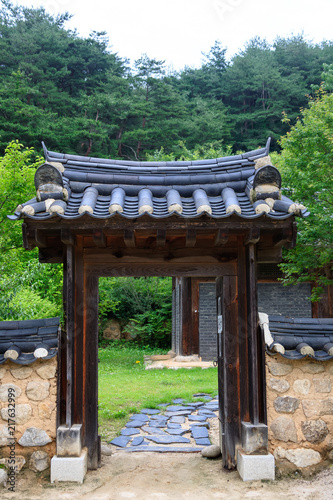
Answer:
[58,244,75,429]
[216,274,241,469]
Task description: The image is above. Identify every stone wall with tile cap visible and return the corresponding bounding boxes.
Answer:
[266,354,333,475]
[0,357,57,471]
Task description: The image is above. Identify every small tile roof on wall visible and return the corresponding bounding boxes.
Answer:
[0,317,59,365]
[8,138,308,222]
[260,313,333,361]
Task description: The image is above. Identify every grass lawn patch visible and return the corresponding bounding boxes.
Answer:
[98,344,218,441]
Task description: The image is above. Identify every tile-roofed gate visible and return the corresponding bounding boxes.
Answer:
[9,138,307,473]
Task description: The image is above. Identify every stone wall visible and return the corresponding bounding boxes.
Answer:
[0,357,57,472]
[266,354,333,475]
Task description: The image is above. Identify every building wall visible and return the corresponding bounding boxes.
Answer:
[266,354,333,475]
[0,357,57,471]
[258,282,312,317]
[199,282,217,361]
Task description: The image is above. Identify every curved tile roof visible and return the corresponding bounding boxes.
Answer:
[260,314,333,361]
[9,138,308,222]
[0,318,59,365]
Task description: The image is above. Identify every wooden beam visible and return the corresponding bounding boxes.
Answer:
[186,229,196,247]
[34,229,47,248]
[92,229,106,248]
[245,228,260,245]
[39,247,63,263]
[273,227,293,248]
[123,229,136,248]
[156,229,166,248]
[214,229,229,247]
[61,228,74,246]
[22,223,35,250]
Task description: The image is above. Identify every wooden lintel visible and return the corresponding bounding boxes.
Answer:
[123,229,136,248]
[34,229,47,248]
[245,229,260,245]
[61,228,74,246]
[215,229,229,247]
[92,230,106,248]
[39,247,63,263]
[186,229,196,247]
[156,229,166,247]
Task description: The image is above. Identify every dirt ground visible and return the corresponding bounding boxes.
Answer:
[1,451,333,500]
[2,419,333,499]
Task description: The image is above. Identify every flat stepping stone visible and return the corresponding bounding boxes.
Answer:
[167,423,181,429]
[198,410,217,418]
[193,393,211,398]
[187,402,205,407]
[165,406,189,412]
[157,403,168,407]
[124,446,204,453]
[141,409,161,415]
[190,422,210,428]
[125,420,144,428]
[191,426,209,439]
[130,414,149,422]
[121,428,140,436]
[203,404,219,411]
[142,426,166,435]
[149,420,167,428]
[165,411,191,417]
[165,428,188,436]
[146,435,191,444]
[131,436,144,446]
[109,436,131,448]
[195,438,211,446]
[172,398,185,403]
[150,415,168,422]
[188,415,207,422]
[169,416,185,424]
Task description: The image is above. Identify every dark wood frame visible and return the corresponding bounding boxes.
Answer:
[22,213,296,470]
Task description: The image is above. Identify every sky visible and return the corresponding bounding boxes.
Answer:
[13,0,333,70]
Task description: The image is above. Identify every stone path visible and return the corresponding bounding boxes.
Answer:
[109,394,218,453]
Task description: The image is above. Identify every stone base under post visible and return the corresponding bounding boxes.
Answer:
[237,450,275,481]
[50,448,87,484]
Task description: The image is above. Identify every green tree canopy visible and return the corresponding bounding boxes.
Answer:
[277,85,333,299]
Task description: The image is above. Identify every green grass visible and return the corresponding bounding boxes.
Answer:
[98,344,218,441]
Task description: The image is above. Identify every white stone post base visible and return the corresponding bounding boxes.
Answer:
[237,450,275,481]
[50,448,87,484]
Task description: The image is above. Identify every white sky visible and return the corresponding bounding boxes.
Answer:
[13,0,333,70]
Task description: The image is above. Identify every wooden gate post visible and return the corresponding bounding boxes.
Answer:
[58,236,100,470]
[216,237,267,469]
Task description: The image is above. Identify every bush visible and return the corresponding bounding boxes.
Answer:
[98,277,172,348]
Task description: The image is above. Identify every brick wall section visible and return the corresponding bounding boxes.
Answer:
[199,282,217,361]
[258,283,312,317]
[0,358,57,471]
[266,354,333,475]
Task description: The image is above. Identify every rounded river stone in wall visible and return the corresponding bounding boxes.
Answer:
[0,383,21,402]
[1,404,32,425]
[274,396,299,413]
[36,364,56,380]
[270,416,297,442]
[274,447,322,468]
[29,450,50,472]
[18,427,52,447]
[293,379,311,395]
[301,419,328,443]
[300,362,324,374]
[0,367,7,379]
[268,362,293,377]
[269,378,290,393]
[10,366,33,380]
[26,381,50,401]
